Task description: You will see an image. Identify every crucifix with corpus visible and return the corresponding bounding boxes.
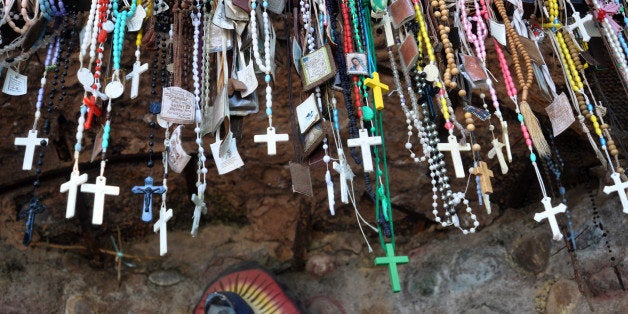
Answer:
[19,197,47,246]
[131,176,167,222]
[333,150,355,204]
[488,138,509,174]
[191,183,207,237]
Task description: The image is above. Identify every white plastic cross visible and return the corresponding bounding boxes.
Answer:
[60,171,89,218]
[154,205,173,256]
[347,129,382,173]
[14,130,48,170]
[488,138,509,174]
[382,12,395,47]
[80,176,120,225]
[567,12,593,42]
[603,172,628,214]
[254,127,289,155]
[333,152,355,204]
[125,60,148,99]
[437,134,471,178]
[534,197,567,241]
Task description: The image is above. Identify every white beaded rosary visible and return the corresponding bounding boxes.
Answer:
[251,0,289,155]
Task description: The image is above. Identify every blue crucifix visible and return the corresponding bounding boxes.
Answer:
[19,197,47,246]
[131,176,166,222]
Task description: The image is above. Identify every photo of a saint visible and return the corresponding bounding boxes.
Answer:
[346,53,369,75]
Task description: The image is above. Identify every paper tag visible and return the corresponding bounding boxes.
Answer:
[300,45,336,91]
[126,5,147,32]
[236,60,258,97]
[208,23,233,52]
[519,36,545,65]
[545,92,575,136]
[464,105,491,121]
[91,128,104,162]
[159,86,196,124]
[289,162,313,197]
[213,0,235,30]
[168,125,191,173]
[462,55,487,82]
[210,136,244,175]
[490,20,507,46]
[2,68,27,95]
[296,94,320,133]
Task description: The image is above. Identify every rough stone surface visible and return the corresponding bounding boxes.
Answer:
[546,279,582,314]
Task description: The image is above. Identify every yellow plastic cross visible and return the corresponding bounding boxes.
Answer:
[364,72,389,111]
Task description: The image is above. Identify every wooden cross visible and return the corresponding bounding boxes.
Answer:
[437,134,471,178]
[501,121,512,162]
[534,197,567,241]
[254,127,289,155]
[471,161,494,194]
[125,60,149,99]
[332,152,354,204]
[364,72,389,110]
[81,176,120,225]
[567,12,593,42]
[603,172,628,214]
[131,176,166,222]
[153,204,173,256]
[374,242,409,293]
[191,183,207,237]
[83,95,101,130]
[18,197,46,246]
[487,138,509,174]
[347,128,382,173]
[60,171,89,218]
[14,129,48,170]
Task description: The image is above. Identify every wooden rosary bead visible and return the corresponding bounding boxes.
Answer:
[617,167,625,174]
[610,149,619,156]
[472,143,481,151]
[458,89,467,97]
[601,123,609,130]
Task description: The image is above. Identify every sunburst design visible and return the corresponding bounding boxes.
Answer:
[195,268,301,314]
